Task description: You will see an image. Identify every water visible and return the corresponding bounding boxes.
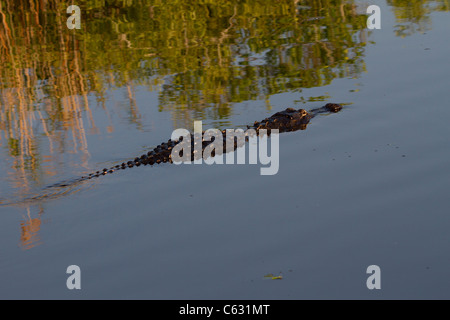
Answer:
[0,0,449,299]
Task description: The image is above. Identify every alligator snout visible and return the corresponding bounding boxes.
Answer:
[324,103,343,112]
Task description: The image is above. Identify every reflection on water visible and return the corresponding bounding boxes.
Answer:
[0,0,447,250]
[387,0,449,36]
[19,207,43,250]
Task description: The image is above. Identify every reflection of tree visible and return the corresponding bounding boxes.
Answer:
[19,207,43,250]
[155,0,369,126]
[387,0,449,37]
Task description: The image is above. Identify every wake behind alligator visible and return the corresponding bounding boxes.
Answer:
[0,103,342,206]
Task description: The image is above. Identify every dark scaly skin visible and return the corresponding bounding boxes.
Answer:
[44,103,342,188]
[250,103,342,133]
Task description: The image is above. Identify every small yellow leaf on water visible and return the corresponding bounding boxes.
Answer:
[264,273,283,280]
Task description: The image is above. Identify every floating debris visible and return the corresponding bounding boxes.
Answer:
[264,273,283,280]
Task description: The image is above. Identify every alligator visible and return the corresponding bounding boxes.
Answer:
[0,103,342,205]
[51,103,342,184]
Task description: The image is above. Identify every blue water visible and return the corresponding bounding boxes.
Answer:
[1,1,450,299]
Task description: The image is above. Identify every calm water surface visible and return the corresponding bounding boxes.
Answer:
[1,0,449,299]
